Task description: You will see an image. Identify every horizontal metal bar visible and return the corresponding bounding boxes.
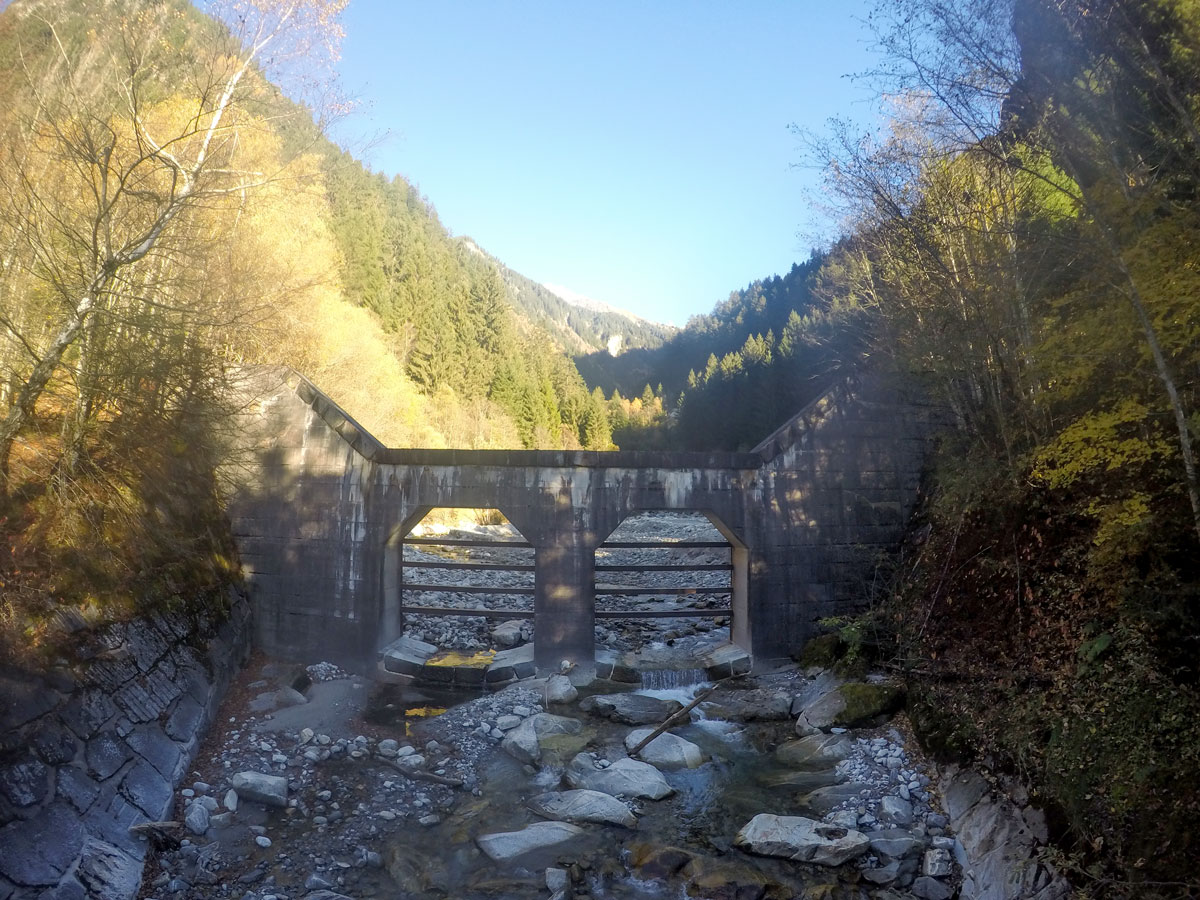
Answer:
[594,608,731,619]
[594,564,731,572]
[594,586,731,596]
[598,541,729,549]
[402,584,536,595]
[403,560,536,572]
[401,607,533,619]
[403,538,532,548]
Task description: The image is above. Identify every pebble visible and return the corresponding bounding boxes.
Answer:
[255,835,272,848]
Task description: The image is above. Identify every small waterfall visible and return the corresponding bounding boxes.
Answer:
[640,667,708,690]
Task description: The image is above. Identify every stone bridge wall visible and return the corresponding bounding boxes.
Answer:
[228,369,943,674]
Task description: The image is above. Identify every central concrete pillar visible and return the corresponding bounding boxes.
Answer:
[533,538,596,678]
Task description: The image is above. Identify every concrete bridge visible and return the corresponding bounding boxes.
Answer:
[228,369,943,677]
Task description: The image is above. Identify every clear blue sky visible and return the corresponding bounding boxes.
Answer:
[331,2,881,327]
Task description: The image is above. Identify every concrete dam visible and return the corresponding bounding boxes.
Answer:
[228,370,943,679]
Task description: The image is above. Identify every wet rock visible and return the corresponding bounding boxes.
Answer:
[795,682,905,733]
[546,866,569,892]
[229,771,288,807]
[528,789,637,828]
[682,855,779,900]
[758,769,844,792]
[476,821,584,863]
[774,734,854,768]
[800,782,871,813]
[581,693,683,725]
[625,728,704,770]
[734,814,870,867]
[565,754,674,800]
[502,714,582,765]
[627,843,696,879]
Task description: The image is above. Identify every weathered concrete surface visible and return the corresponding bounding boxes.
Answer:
[228,368,944,674]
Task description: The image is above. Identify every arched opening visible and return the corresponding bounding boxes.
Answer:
[593,510,747,676]
[391,508,535,659]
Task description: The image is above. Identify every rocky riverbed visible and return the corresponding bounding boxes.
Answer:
[138,653,1000,900]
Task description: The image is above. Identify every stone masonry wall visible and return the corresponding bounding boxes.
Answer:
[0,590,251,900]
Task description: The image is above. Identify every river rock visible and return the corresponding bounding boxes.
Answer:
[626,843,696,879]
[184,801,210,835]
[229,771,288,807]
[796,682,905,733]
[491,620,525,648]
[734,814,870,866]
[758,769,845,792]
[911,875,955,900]
[625,728,703,769]
[682,854,783,899]
[581,693,683,725]
[775,733,854,768]
[543,675,577,704]
[880,795,914,826]
[476,821,584,863]
[501,713,582,764]
[869,828,927,860]
[801,782,872,813]
[528,789,637,828]
[565,754,674,800]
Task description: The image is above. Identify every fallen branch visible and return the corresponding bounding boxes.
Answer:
[628,679,728,759]
[388,759,463,788]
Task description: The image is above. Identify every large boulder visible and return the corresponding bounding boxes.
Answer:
[229,771,288,807]
[775,734,855,769]
[565,754,674,800]
[475,821,584,863]
[528,790,637,828]
[501,713,583,765]
[581,693,683,725]
[734,814,870,867]
[796,682,905,733]
[625,728,704,770]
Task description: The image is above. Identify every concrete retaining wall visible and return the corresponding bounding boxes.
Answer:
[0,591,251,900]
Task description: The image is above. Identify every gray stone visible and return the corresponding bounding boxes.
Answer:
[802,782,872,813]
[625,728,704,770]
[868,828,927,860]
[185,802,210,836]
[581,693,683,725]
[789,670,845,716]
[911,875,954,900]
[59,690,117,740]
[923,847,953,877]
[120,759,173,819]
[796,681,904,732]
[543,675,577,704]
[86,732,132,780]
[880,795,914,826]
[229,771,288,807]
[275,686,308,707]
[55,765,100,813]
[222,788,238,811]
[254,835,272,848]
[30,723,78,767]
[565,754,673,800]
[861,861,901,885]
[501,714,582,765]
[734,814,870,866]
[528,790,637,828]
[75,839,142,899]
[0,803,84,885]
[490,620,525,648]
[0,754,49,807]
[163,695,204,743]
[941,766,989,822]
[476,821,584,863]
[123,725,181,780]
[546,867,569,892]
[33,875,88,900]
